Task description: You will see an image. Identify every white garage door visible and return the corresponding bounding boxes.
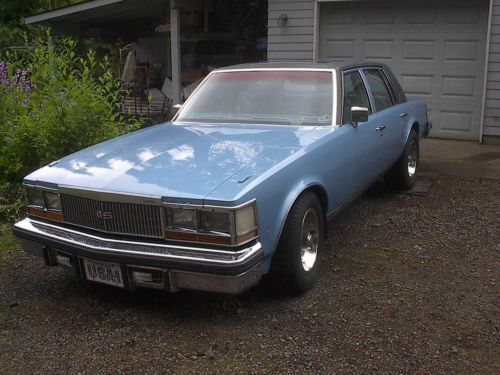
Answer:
[319,0,489,140]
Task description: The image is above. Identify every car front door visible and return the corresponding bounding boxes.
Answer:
[360,68,402,169]
[328,69,386,204]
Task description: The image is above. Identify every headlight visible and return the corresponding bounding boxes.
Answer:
[43,192,61,211]
[168,208,197,231]
[234,203,258,244]
[165,201,258,246]
[235,204,257,234]
[200,210,231,234]
[25,186,63,222]
[27,188,44,207]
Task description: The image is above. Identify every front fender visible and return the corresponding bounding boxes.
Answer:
[223,163,331,274]
[273,180,328,252]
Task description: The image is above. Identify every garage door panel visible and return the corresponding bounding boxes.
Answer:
[400,74,434,97]
[439,111,475,132]
[401,7,437,25]
[442,76,478,98]
[363,40,394,59]
[445,6,482,24]
[444,40,482,62]
[322,39,356,59]
[323,6,356,25]
[402,40,436,61]
[361,9,396,25]
[319,0,489,140]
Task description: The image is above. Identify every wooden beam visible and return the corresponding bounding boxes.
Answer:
[170,2,182,105]
[204,0,209,33]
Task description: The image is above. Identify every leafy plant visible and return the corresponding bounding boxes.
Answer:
[0,182,25,223]
[0,31,142,185]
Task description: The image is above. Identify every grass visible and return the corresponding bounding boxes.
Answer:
[0,223,19,264]
[0,182,25,264]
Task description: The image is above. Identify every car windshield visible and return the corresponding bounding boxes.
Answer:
[176,70,334,126]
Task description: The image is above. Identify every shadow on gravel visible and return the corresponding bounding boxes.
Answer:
[3,175,498,374]
[7,180,405,322]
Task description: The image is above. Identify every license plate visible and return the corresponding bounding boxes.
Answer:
[83,258,124,288]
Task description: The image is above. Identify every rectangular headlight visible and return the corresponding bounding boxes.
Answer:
[168,208,197,231]
[27,188,44,207]
[43,192,61,211]
[235,204,257,234]
[165,201,258,246]
[200,210,231,234]
[233,202,258,245]
[25,187,63,222]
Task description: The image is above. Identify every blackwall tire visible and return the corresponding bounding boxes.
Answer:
[386,129,419,191]
[271,192,324,294]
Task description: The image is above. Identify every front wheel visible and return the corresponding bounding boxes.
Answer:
[386,129,419,190]
[271,192,324,294]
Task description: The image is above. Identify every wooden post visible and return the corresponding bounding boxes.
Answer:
[204,0,209,33]
[170,0,182,105]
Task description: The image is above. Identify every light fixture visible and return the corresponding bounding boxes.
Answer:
[277,14,288,26]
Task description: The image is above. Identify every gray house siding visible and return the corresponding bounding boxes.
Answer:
[267,0,315,61]
[484,0,500,138]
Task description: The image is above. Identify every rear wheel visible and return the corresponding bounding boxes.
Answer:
[386,129,419,190]
[271,192,324,294]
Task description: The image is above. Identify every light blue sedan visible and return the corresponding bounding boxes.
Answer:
[13,62,430,294]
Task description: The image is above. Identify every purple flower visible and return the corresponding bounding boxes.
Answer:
[0,61,10,86]
[0,60,32,95]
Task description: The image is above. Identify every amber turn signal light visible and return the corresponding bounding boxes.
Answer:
[27,206,63,222]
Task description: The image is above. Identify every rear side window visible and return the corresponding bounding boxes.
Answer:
[342,71,371,124]
[363,69,394,112]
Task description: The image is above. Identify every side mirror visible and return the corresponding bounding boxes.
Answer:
[351,106,369,128]
[170,103,183,116]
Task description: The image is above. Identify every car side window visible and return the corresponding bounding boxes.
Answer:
[363,69,394,112]
[342,71,371,124]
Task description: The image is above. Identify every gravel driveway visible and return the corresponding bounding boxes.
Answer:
[1,175,499,374]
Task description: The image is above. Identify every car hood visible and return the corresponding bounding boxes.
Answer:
[25,123,332,202]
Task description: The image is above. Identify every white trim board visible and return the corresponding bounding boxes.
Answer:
[479,0,494,143]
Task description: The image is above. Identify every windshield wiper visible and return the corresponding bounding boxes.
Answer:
[184,113,232,120]
[296,115,332,125]
[248,115,292,124]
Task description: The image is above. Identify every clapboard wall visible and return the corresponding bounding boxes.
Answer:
[267,0,315,61]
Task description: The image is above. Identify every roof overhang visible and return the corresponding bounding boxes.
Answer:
[24,0,173,38]
[25,0,170,27]
[25,0,125,25]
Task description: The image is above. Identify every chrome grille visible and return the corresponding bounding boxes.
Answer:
[60,194,164,238]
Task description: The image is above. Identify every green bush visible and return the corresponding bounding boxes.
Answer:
[0,32,142,185]
[0,182,25,223]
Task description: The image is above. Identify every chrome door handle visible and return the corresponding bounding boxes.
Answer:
[400,112,408,118]
[375,125,386,136]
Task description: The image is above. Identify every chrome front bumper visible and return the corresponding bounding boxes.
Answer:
[13,218,264,294]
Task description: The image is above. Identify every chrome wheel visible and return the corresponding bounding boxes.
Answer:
[407,140,418,177]
[300,208,320,272]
